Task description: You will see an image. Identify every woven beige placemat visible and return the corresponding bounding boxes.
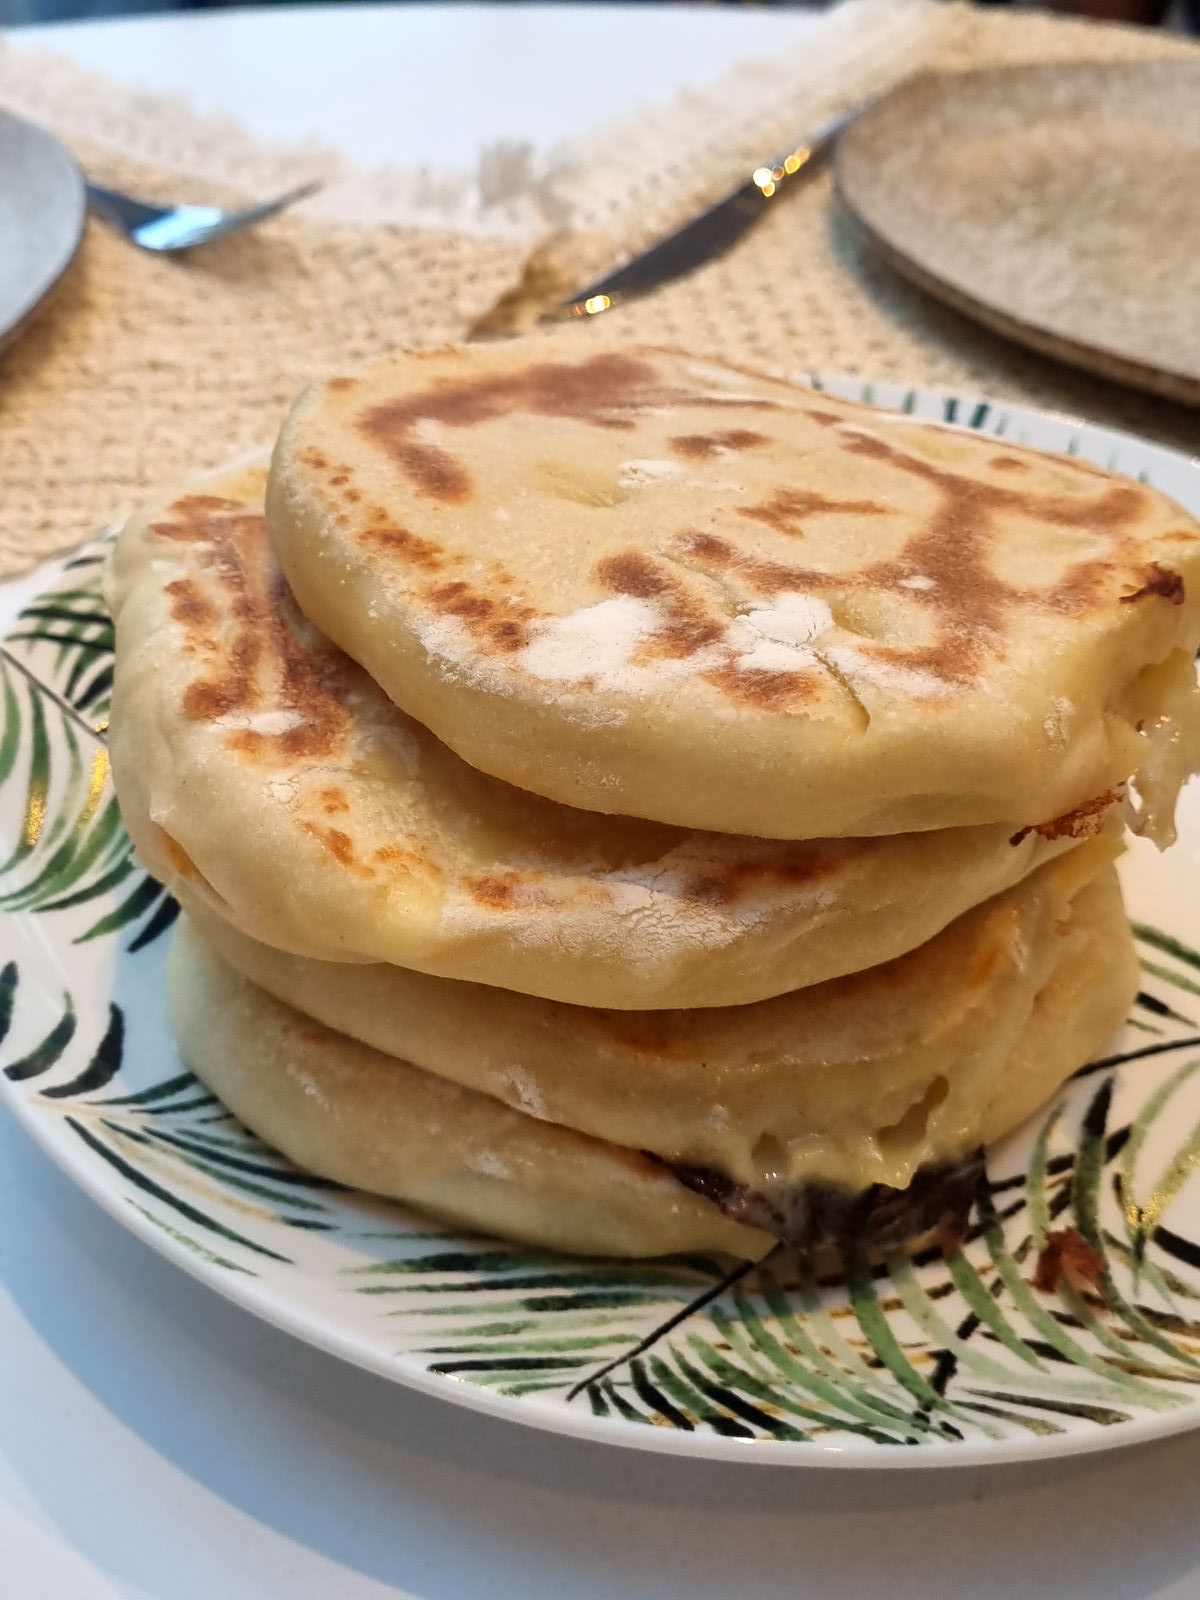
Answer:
[496,2,1200,454]
[0,147,533,573]
[1,0,1196,580]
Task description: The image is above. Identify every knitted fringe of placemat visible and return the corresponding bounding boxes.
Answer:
[0,160,534,569]
[1,0,939,235]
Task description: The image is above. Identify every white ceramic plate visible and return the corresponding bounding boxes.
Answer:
[3,379,1200,1469]
[0,110,85,351]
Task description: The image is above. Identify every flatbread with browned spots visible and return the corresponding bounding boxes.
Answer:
[168,851,1135,1255]
[266,334,1200,839]
[107,462,1093,1011]
[166,918,771,1261]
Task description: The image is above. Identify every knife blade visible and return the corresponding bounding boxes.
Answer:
[551,100,865,322]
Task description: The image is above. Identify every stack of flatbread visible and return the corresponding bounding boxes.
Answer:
[106,336,1200,1261]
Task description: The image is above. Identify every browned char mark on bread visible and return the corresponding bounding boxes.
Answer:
[660,1149,986,1254]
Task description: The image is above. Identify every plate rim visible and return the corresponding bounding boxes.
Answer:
[0,108,87,352]
[9,1061,1200,1473]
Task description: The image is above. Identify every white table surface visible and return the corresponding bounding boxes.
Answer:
[13,1,822,171]
[6,8,1200,1599]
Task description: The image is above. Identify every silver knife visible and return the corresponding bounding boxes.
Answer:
[550,100,866,323]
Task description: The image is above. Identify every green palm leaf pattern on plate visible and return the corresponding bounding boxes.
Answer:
[356,1033,1200,1443]
[2,383,1200,1461]
[5,545,114,729]
[0,540,176,950]
[0,958,348,1272]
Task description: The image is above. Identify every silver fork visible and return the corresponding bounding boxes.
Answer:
[85,178,321,253]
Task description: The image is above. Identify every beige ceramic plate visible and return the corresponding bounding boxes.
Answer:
[0,111,85,352]
[834,62,1200,406]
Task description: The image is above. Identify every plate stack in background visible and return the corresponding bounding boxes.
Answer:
[104,335,1200,1263]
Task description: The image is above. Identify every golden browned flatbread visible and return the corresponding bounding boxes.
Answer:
[105,460,1089,1009]
[181,849,1135,1201]
[166,917,772,1261]
[168,855,1134,1257]
[265,333,1200,838]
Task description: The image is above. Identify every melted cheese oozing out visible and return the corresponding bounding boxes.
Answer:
[1126,653,1200,849]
